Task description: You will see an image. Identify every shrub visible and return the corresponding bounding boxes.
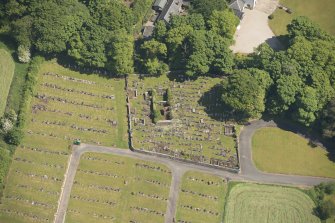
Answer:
[5,127,23,146]
[316,200,335,220]
[17,45,31,63]
[0,117,13,134]
[165,88,173,106]
[268,14,274,20]
[324,182,335,194]
[167,111,173,120]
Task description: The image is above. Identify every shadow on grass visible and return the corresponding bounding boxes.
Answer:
[262,115,335,163]
[56,53,124,80]
[198,84,249,124]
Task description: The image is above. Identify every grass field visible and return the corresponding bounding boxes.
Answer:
[252,127,335,178]
[129,74,239,169]
[0,60,128,223]
[224,183,320,223]
[0,48,15,116]
[269,0,335,36]
[66,152,172,223]
[175,171,227,223]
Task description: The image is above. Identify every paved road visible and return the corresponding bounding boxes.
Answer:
[54,120,334,223]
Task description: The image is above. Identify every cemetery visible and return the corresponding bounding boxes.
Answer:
[127,74,239,170]
[175,171,227,223]
[223,183,321,223]
[65,153,172,223]
[0,61,128,223]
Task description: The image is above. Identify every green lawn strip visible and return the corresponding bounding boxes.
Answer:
[66,152,171,223]
[0,48,15,115]
[175,171,227,223]
[252,127,335,178]
[224,182,320,223]
[269,0,335,36]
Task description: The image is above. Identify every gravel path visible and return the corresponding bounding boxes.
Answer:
[54,120,334,223]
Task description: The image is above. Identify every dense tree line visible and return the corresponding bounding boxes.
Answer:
[222,17,335,138]
[137,8,238,76]
[0,0,152,75]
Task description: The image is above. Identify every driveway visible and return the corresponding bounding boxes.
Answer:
[231,0,282,54]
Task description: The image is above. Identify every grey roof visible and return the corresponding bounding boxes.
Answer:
[158,0,182,22]
[229,0,245,12]
[153,0,168,10]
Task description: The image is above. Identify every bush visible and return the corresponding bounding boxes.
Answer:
[167,111,173,120]
[324,182,335,194]
[17,45,31,63]
[268,14,274,20]
[5,127,23,146]
[165,88,173,106]
[316,200,335,220]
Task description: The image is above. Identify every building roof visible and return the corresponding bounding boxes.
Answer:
[158,0,182,22]
[229,0,246,12]
[153,0,168,10]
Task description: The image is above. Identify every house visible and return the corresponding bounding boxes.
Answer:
[229,0,257,19]
[153,0,168,11]
[157,0,183,23]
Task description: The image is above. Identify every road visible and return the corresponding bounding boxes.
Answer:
[54,120,334,223]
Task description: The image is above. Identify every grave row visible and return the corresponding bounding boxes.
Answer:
[16,184,60,196]
[180,205,219,216]
[130,206,165,217]
[41,82,115,100]
[0,208,49,223]
[14,170,62,182]
[14,157,64,169]
[70,195,116,206]
[180,189,218,201]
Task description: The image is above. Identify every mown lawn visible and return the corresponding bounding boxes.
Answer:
[269,0,335,36]
[252,127,335,178]
[224,183,320,223]
[66,153,172,223]
[0,48,15,116]
[0,60,128,223]
[175,171,227,223]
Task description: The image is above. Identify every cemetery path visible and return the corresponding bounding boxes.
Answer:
[55,138,333,223]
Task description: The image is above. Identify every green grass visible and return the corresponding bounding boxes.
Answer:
[0,60,128,223]
[175,171,227,223]
[129,74,239,169]
[224,183,320,223]
[269,0,335,36]
[0,48,15,116]
[66,152,171,223]
[252,127,335,178]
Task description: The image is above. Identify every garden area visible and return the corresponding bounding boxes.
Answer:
[252,127,335,178]
[65,152,172,223]
[128,74,239,169]
[224,183,320,223]
[269,0,335,36]
[175,171,227,223]
[0,61,128,223]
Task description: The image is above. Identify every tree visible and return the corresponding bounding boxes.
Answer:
[294,86,319,126]
[143,58,168,75]
[316,200,335,220]
[68,20,109,68]
[5,127,23,146]
[141,40,167,59]
[32,0,90,53]
[107,29,134,75]
[208,10,239,39]
[88,0,133,32]
[321,98,335,141]
[221,69,271,119]
[17,45,31,63]
[191,0,227,19]
[287,16,331,41]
